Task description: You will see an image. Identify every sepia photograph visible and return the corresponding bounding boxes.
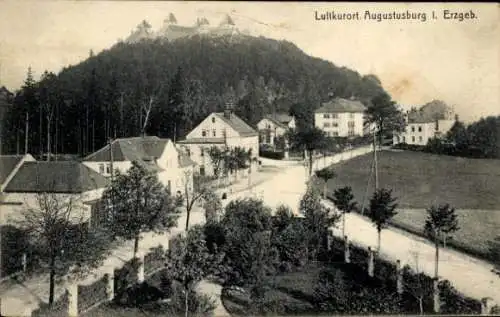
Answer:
[0,1,498,316]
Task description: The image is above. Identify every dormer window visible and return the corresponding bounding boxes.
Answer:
[99,163,105,174]
[202,130,207,137]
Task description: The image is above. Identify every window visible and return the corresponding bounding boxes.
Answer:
[200,166,205,176]
[332,122,339,127]
[348,121,355,128]
[349,113,354,119]
[323,114,330,119]
[212,117,215,123]
[332,132,339,137]
[419,136,423,142]
[99,163,104,174]
[418,126,422,132]
[212,129,216,137]
[106,164,111,174]
[411,126,415,132]
[186,148,191,157]
[412,136,415,142]
[332,114,339,119]
[402,136,406,142]
[200,147,204,157]
[202,130,207,137]
[323,122,331,128]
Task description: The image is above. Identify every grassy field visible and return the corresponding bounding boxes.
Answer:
[326,150,500,260]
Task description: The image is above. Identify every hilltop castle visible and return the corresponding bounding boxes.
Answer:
[125,13,244,44]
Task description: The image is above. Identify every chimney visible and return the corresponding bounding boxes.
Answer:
[328,92,334,100]
[224,102,233,119]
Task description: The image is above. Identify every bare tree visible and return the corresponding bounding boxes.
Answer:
[182,169,213,231]
[140,94,155,137]
[404,250,434,315]
[16,191,111,306]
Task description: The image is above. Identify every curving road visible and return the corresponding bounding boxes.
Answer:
[248,147,500,306]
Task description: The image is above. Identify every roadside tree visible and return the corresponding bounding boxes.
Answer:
[367,188,398,251]
[102,161,179,258]
[424,204,459,279]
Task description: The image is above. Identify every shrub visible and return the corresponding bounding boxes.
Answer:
[438,280,481,314]
[1,225,30,276]
[31,291,69,317]
[169,281,216,316]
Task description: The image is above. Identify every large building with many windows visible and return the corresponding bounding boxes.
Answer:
[314,97,366,137]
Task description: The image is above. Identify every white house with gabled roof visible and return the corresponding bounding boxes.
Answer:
[83,136,196,197]
[177,104,259,176]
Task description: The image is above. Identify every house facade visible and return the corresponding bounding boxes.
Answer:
[257,113,296,147]
[393,105,456,146]
[314,97,366,137]
[1,161,109,227]
[83,136,196,196]
[177,107,259,176]
[393,119,456,146]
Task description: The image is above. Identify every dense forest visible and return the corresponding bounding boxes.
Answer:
[2,33,388,157]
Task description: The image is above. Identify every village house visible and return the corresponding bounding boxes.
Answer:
[393,102,457,146]
[256,113,296,147]
[82,136,196,197]
[1,160,109,227]
[177,104,259,176]
[314,97,366,137]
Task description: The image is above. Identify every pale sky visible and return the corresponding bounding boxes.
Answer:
[0,1,498,122]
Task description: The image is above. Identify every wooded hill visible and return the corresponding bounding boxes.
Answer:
[2,33,387,157]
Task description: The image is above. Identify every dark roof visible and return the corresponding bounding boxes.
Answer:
[0,155,24,185]
[214,112,258,137]
[4,161,110,193]
[262,116,287,129]
[84,136,169,162]
[315,98,366,113]
[177,138,225,144]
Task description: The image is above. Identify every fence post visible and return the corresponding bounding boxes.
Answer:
[136,252,145,283]
[481,297,494,315]
[367,247,374,277]
[22,253,27,273]
[67,283,79,317]
[344,236,351,263]
[433,278,440,313]
[105,268,115,302]
[396,260,403,295]
[327,229,333,251]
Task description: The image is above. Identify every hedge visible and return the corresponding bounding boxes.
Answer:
[327,232,482,314]
[144,246,166,276]
[259,150,285,160]
[78,274,108,313]
[113,258,139,301]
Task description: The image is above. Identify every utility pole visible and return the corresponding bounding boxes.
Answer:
[25,112,29,154]
[373,127,379,190]
[108,137,114,182]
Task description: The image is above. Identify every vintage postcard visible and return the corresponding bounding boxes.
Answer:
[0,1,498,316]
